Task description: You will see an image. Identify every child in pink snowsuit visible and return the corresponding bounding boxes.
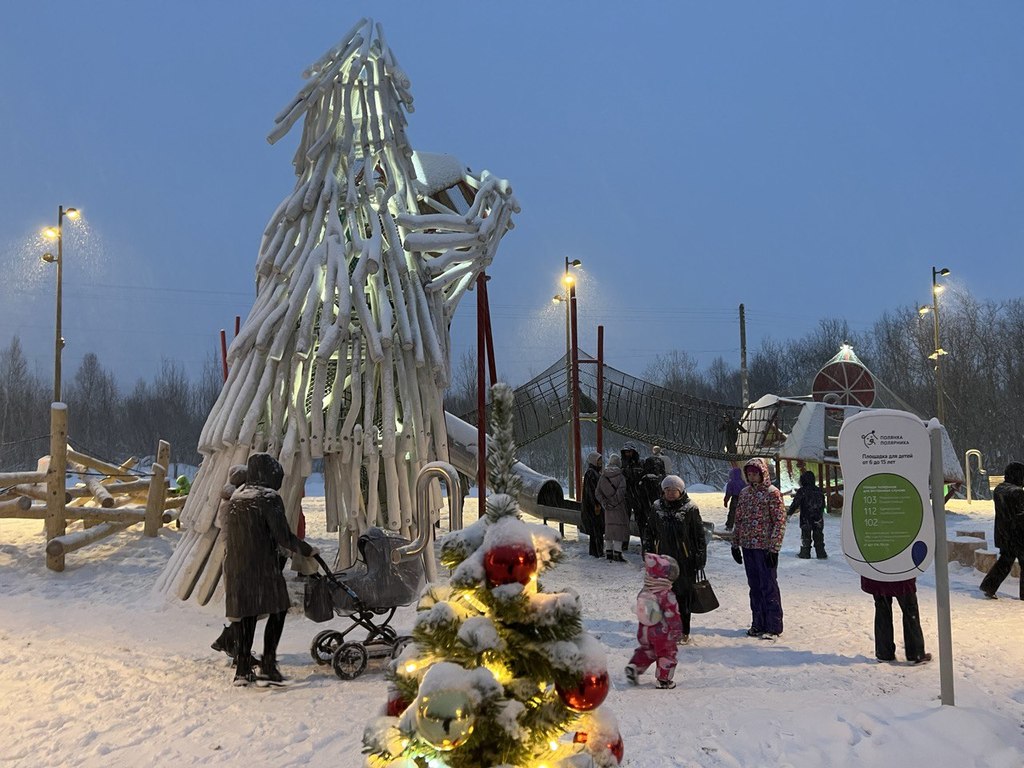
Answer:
[625,553,683,689]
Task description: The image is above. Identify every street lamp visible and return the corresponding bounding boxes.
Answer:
[555,257,582,497]
[41,205,79,403]
[918,266,950,423]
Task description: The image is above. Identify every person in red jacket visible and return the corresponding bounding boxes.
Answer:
[731,457,787,638]
[861,576,931,664]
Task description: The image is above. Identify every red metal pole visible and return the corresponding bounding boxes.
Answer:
[219,330,229,382]
[479,274,498,386]
[570,283,582,498]
[234,315,241,337]
[597,325,604,455]
[476,273,487,503]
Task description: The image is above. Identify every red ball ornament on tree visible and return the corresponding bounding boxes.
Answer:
[608,735,624,764]
[386,690,409,717]
[556,670,610,711]
[483,543,538,587]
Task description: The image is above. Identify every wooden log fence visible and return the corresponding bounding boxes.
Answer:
[0,403,183,571]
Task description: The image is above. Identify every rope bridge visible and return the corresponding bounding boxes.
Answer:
[461,352,763,461]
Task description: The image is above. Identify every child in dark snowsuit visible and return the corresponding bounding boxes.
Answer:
[788,470,827,559]
[625,553,683,689]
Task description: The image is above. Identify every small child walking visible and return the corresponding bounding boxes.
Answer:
[788,470,827,559]
[625,553,683,689]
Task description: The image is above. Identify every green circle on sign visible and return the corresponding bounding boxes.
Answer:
[851,473,923,563]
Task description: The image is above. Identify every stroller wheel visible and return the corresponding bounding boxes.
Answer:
[311,630,343,665]
[391,635,413,660]
[332,642,369,680]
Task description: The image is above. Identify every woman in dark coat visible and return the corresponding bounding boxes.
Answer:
[861,576,931,664]
[223,452,316,686]
[596,454,629,562]
[652,475,707,643]
[581,452,605,558]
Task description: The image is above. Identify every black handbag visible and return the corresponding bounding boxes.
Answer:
[303,574,335,622]
[689,570,720,614]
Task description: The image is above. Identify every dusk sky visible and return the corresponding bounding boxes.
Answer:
[2,2,1021,393]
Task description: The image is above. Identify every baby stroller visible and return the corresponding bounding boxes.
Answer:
[304,527,423,679]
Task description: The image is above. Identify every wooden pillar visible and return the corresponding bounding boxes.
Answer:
[144,440,171,537]
[46,403,68,572]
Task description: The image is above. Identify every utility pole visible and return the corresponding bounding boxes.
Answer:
[739,303,749,407]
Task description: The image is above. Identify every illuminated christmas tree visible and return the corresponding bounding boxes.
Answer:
[363,383,623,768]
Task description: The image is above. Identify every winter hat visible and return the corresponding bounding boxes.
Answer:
[652,446,663,455]
[587,451,604,468]
[247,452,284,491]
[1005,461,1024,487]
[227,464,248,488]
[607,454,621,468]
[661,475,686,493]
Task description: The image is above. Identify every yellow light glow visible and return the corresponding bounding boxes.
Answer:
[42,227,59,240]
[549,740,559,751]
[562,274,575,287]
[918,305,930,316]
[64,208,80,220]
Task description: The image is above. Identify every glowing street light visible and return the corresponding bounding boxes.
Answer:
[918,266,951,422]
[557,257,583,497]
[40,205,80,403]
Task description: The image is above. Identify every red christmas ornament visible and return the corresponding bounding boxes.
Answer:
[483,543,538,587]
[556,670,610,711]
[608,736,624,764]
[386,691,409,717]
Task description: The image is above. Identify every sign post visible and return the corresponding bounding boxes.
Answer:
[839,409,954,705]
[929,424,954,705]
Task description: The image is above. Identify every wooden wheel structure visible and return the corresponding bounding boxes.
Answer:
[812,346,876,408]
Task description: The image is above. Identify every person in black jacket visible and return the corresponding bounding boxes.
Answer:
[651,475,707,644]
[621,442,650,553]
[788,470,827,559]
[223,453,317,686]
[980,461,1024,599]
[581,452,605,558]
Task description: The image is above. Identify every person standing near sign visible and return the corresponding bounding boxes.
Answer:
[731,457,787,638]
[861,576,931,664]
[979,461,1024,599]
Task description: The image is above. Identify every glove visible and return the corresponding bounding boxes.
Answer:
[767,551,778,568]
[731,547,743,565]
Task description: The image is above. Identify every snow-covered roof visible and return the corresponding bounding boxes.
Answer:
[737,394,965,483]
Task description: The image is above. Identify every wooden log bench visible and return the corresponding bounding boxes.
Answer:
[955,530,986,540]
[948,535,986,566]
[975,548,1021,578]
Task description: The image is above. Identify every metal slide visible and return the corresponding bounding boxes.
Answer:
[444,412,581,527]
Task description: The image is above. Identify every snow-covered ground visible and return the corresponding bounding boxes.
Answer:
[1,493,1022,767]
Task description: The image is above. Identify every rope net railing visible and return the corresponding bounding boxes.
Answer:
[459,352,781,461]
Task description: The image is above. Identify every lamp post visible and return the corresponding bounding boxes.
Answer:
[918,267,950,423]
[41,205,79,403]
[553,257,582,497]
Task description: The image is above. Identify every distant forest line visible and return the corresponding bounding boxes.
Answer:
[2,290,1021,484]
